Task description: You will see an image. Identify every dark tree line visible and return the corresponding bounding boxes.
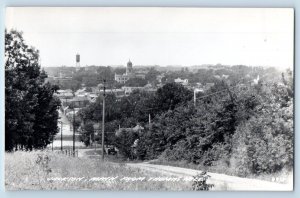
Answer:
[5,30,61,151]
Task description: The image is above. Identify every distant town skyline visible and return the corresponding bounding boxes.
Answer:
[6,7,294,70]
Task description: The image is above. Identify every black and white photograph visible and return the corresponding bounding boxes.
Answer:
[4,7,294,191]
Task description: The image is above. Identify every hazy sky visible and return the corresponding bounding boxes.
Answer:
[6,7,294,69]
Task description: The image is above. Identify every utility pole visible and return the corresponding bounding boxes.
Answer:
[194,89,197,106]
[94,129,96,151]
[149,113,153,131]
[73,107,75,157]
[60,121,63,151]
[102,79,106,161]
[224,81,234,103]
[194,88,202,106]
[52,138,54,151]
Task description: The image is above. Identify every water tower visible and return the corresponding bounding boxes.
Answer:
[76,53,80,71]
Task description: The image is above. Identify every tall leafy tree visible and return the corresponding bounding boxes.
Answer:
[5,29,61,151]
[154,82,193,113]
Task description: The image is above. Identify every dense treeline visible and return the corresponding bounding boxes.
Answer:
[78,66,293,176]
[77,82,193,146]
[5,30,61,151]
[137,77,293,176]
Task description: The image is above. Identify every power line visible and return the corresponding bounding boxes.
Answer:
[195,80,254,101]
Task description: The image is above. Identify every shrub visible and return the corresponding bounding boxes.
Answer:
[192,171,214,191]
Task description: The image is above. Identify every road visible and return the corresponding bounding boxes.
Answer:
[51,115,293,192]
[51,110,85,148]
[126,163,293,191]
[75,149,293,191]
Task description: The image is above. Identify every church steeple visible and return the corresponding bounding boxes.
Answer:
[126,59,133,75]
[127,59,132,67]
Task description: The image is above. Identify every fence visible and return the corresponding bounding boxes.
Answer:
[55,149,78,157]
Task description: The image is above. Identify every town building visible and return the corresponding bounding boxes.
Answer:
[63,96,90,109]
[121,85,157,96]
[55,89,74,99]
[91,86,125,98]
[45,76,73,86]
[174,78,189,86]
[114,60,146,84]
[115,124,144,136]
[121,86,144,96]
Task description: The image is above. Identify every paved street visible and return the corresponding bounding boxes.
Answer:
[51,110,85,148]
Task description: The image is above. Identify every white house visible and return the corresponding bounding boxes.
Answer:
[174,78,189,86]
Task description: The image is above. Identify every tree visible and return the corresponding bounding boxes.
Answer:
[79,122,95,147]
[125,78,147,87]
[145,67,160,83]
[231,79,293,176]
[154,83,193,112]
[32,83,61,149]
[136,123,168,160]
[5,29,61,151]
[114,129,138,159]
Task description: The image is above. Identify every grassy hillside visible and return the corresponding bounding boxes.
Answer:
[5,151,192,190]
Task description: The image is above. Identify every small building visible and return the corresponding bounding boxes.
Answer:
[115,124,144,136]
[47,76,73,86]
[121,86,144,96]
[174,78,189,86]
[135,73,146,79]
[156,74,165,83]
[115,74,130,84]
[87,93,98,103]
[65,96,90,109]
[75,88,88,97]
[204,83,215,90]
[91,87,125,98]
[55,89,74,99]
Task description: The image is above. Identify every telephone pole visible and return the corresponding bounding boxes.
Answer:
[224,80,234,103]
[73,107,75,157]
[59,121,63,151]
[102,79,106,161]
[52,138,54,151]
[194,89,197,106]
[194,88,202,106]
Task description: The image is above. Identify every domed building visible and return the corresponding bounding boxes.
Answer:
[114,60,145,84]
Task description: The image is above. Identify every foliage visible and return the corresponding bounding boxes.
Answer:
[72,62,293,178]
[114,129,139,159]
[154,82,193,112]
[125,77,147,87]
[136,123,167,160]
[136,70,293,177]
[192,171,214,191]
[145,67,160,83]
[79,122,94,147]
[5,29,61,151]
[231,94,293,176]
